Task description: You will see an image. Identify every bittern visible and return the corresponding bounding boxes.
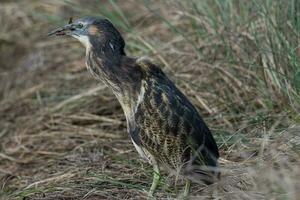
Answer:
[48,17,220,198]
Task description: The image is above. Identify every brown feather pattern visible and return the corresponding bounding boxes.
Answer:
[87,50,220,182]
[134,59,219,181]
[81,18,220,183]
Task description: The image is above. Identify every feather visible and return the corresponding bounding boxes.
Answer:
[132,58,219,182]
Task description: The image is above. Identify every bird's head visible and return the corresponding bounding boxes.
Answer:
[48,16,125,55]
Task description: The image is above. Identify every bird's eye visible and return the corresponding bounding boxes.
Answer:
[77,23,83,29]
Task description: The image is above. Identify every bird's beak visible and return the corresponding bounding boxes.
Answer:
[47,24,75,36]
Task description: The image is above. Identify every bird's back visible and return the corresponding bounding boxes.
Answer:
[132,58,219,183]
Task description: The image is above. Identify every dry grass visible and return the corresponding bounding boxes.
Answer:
[0,0,299,199]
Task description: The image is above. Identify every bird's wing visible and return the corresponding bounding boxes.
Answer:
[134,58,219,166]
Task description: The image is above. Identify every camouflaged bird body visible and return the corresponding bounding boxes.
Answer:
[131,58,219,180]
[134,77,189,169]
[86,51,219,182]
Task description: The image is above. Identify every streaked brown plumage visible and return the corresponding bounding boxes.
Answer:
[48,16,220,197]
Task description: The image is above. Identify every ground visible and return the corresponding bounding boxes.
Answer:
[0,1,299,200]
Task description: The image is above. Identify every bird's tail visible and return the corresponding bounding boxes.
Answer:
[183,146,220,184]
[183,161,220,185]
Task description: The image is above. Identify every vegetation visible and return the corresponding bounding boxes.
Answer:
[0,0,299,199]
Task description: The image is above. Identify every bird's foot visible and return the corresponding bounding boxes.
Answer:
[180,179,191,200]
[147,192,155,200]
[144,189,155,200]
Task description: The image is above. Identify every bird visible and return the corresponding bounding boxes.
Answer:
[48,16,220,198]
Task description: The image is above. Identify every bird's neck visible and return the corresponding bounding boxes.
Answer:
[86,48,144,130]
[86,47,142,103]
[87,47,124,88]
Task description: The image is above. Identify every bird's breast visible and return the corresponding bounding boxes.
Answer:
[113,81,145,126]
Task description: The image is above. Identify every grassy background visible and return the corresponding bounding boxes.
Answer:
[0,0,299,199]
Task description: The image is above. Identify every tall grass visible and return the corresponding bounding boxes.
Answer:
[144,0,300,120]
[0,0,299,199]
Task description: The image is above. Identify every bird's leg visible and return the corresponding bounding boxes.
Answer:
[148,164,160,197]
[183,179,191,198]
